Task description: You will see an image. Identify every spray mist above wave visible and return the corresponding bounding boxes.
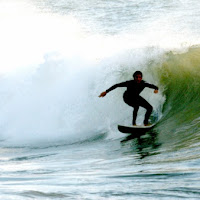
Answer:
[0,1,91,74]
[1,0,199,74]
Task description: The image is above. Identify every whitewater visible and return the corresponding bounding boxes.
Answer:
[0,0,200,199]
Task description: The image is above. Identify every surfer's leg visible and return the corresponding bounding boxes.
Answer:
[123,94,138,125]
[138,96,153,125]
[133,105,139,125]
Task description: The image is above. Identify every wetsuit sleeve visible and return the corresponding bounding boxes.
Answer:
[106,81,128,93]
[144,82,159,90]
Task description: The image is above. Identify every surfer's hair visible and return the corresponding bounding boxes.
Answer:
[133,71,143,78]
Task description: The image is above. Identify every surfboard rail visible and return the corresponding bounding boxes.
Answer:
[118,124,156,134]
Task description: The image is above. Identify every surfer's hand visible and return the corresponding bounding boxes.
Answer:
[99,91,107,97]
[154,89,158,94]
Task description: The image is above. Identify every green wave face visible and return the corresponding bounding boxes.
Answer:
[159,47,200,122]
[155,46,200,146]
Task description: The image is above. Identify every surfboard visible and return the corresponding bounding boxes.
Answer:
[118,124,155,134]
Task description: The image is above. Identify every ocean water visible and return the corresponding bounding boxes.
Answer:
[0,0,200,199]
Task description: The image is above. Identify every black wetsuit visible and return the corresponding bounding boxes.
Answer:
[106,80,158,125]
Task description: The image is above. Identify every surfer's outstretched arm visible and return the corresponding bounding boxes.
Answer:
[144,82,159,94]
[99,82,127,97]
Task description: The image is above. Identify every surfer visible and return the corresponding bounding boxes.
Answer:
[99,71,158,126]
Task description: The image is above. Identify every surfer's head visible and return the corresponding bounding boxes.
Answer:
[133,71,143,83]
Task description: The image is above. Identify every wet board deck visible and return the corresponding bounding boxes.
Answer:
[118,124,155,134]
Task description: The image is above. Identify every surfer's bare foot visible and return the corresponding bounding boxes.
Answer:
[144,123,152,126]
[133,124,137,126]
